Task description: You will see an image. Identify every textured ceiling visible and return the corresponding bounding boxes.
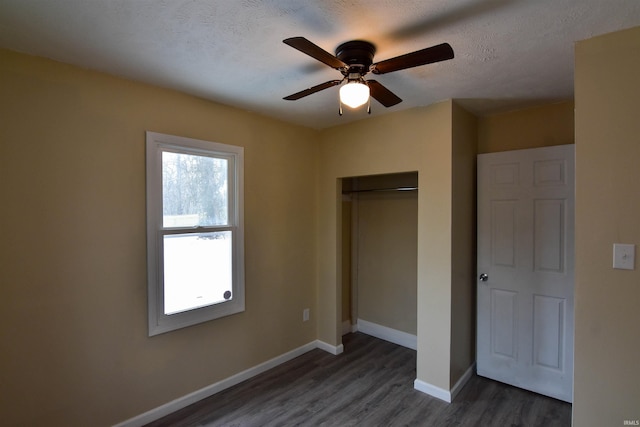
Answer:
[1,0,639,129]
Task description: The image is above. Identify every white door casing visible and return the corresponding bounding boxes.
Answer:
[476,145,574,403]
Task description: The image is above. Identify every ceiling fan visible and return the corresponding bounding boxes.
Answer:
[282,36,454,112]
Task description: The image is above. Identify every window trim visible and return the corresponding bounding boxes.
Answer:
[146,131,244,336]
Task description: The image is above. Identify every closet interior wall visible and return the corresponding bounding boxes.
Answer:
[341,172,418,338]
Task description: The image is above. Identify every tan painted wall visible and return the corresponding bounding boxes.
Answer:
[0,50,319,426]
[356,190,418,335]
[478,100,574,154]
[318,101,476,390]
[341,199,352,325]
[573,26,640,427]
[450,103,478,383]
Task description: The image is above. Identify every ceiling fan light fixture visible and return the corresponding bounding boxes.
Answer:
[283,37,453,109]
[339,81,370,108]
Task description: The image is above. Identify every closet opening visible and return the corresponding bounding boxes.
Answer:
[340,171,418,349]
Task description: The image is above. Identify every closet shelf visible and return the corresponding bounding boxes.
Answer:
[342,186,418,194]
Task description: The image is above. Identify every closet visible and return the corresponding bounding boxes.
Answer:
[341,172,418,347]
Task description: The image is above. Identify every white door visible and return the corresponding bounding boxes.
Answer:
[476,145,574,403]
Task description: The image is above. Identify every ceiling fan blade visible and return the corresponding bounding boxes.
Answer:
[283,80,343,101]
[283,37,347,70]
[371,43,454,75]
[367,80,402,107]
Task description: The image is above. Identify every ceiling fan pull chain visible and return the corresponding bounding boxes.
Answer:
[338,98,343,116]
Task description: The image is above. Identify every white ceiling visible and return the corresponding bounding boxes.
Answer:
[1,0,639,129]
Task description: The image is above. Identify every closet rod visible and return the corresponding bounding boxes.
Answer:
[343,186,418,194]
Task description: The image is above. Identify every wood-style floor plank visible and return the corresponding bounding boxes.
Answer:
[144,333,571,427]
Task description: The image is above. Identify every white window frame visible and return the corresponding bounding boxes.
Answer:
[146,131,244,336]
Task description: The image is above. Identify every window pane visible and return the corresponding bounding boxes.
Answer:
[163,231,232,315]
[162,151,228,227]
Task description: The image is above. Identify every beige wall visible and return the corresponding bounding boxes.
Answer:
[573,26,640,427]
[318,101,476,391]
[0,50,319,426]
[356,190,418,335]
[478,100,574,154]
[341,199,352,325]
[450,103,478,383]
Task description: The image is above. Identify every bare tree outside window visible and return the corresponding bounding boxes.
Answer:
[162,152,228,227]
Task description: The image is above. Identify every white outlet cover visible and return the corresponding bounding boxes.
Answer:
[613,244,635,270]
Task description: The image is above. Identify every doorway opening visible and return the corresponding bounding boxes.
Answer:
[341,171,418,349]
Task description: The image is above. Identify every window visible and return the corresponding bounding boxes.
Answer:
[146,132,244,336]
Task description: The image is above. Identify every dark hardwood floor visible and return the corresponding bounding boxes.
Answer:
[145,332,571,427]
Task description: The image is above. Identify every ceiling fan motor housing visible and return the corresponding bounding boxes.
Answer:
[335,40,376,76]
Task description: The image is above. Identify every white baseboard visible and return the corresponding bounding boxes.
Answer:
[357,318,417,350]
[413,362,476,403]
[451,362,476,401]
[113,340,338,427]
[315,339,344,355]
[342,320,358,335]
[414,379,452,402]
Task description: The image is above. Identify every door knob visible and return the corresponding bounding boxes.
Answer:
[479,273,489,282]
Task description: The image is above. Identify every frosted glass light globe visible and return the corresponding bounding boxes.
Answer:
[339,82,370,108]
